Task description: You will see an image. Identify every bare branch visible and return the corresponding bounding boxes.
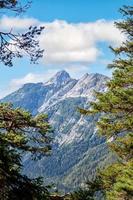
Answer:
[0,1,45,67]
[0,26,45,67]
[0,0,32,14]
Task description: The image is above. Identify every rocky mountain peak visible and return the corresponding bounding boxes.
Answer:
[44,70,71,86]
[1,70,110,191]
[79,73,89,81]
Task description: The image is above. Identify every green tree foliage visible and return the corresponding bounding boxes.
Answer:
[79,5,133,200]
[69,189,93,200]
[0,103,52,155]
[99,161,133,200]
[0,103,52,199]
[0,1,52,199]
[66,178,103,200]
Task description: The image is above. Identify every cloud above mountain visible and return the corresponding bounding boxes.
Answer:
[40,19,125,64]
[0,16,125,65]
[0,16,125,98]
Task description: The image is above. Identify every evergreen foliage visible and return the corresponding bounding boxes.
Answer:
[67,178,103,200]
[79,5,133,200]
[0,2,52,199]
[0,103,52,199]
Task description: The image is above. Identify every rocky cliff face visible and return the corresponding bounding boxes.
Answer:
[1,71,112,191]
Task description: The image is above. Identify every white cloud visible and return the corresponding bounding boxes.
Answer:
[0,15,39,31]
[39,19,125,64]
[0,16,125,65]
[0,16,126,98]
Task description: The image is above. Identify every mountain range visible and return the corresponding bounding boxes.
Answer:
[1,70,114,192]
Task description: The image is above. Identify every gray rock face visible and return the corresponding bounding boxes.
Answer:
[1,70,111,192]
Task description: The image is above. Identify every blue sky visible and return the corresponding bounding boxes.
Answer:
[0,0,131,97]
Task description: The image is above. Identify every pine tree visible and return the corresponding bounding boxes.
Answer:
[0,103,52,199]
[67,178,103,200]
[79,5,133,200]
[0,2,52,199]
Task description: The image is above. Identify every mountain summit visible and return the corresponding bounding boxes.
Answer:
[45,70,71,86]
[1,71,110,191]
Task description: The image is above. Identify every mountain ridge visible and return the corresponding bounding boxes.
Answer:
[1,70,111,192]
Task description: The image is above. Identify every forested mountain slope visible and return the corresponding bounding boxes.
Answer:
[1,70,113,191]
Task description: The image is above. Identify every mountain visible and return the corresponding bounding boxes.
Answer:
[3,70,75,115]
[1,70,113,192]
